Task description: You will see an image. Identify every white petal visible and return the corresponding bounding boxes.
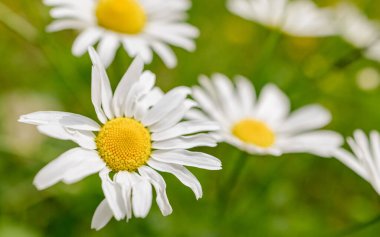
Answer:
[254,84,290,127]
[235,75,256,117]
[279,105,331,134]
[152,134,217,150]
[123,71,156,117]
[100,169,125,220]
[138,166,172,216]
[151,150,222,170]
[151,41,177,68]
[370,131,380,172]
[142,87,191,126]
[129,173,153,218]
[112,56,144,117]
[72,28,102,56]
[114,172,133,221]
[134,88,164,121]
[148,159,202,199]
[91,199,113,231]
[97,34,120,68]
[19,111,100,130]
[333,148,370,181]
[63,156,105,184]
[89,47,114,121]
[151,120,219,141]
[33,148,100,190]
[276,131,343,157]
[149,99,196,132]
[46,20,87,32]
[37,125,96,150]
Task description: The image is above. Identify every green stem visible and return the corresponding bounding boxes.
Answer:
[336,213,380,237]
[253,30,282,78]
[217,151,249,219]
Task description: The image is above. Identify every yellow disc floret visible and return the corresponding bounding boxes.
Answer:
[232,119,275,148]
[95,0,146,34]
[96,118,151,172]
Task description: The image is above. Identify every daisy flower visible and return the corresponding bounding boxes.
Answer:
[44,0,199,68]
[189,74,343,157]
[334,3,380,62]
[19,48,221,230]
[333,130,380,195]
[226,0,336,37]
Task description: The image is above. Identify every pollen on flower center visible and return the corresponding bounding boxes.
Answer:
[95,0,146,34]
[96,117,151,172]
[232,119,275,148]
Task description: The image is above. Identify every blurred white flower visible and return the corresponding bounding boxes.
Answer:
[227,0,336,37]
[190,74,343,157]
[335,3,380,62]
[333,130,380,195]
[43,0,199,68]
[19,48,221,230]
[356,67,380,91]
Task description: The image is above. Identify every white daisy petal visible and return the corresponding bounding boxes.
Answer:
[47,19,88,32]
[63,156,105,184]
[333,148,370,181]
[129,173,153,218]
[37,125,96,150]
[151,120,219,141]
[142,87,191,126]
[151,41,177,68]
[149,99,196,132]
[152,134,217,150]
[148,159,203,199]
[151,150,222,170]
[72,28,102,56]
[277,131,343,157]
[18,111,100,130]
[97,34,120,68]
[235,75,256,117]
[114,172,133,221]
[89,47,114,120]
[112,56,144,117]
[100,169,125,220]
[254,84,290,126]
[134,88,164,121]
[280,105,332,134]
[33,148,100,190]
[138,166,172,216]
[91,199,114,231]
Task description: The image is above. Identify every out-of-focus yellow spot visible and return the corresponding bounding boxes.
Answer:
[96,118,151,172]
[96,0,146,34]
[356,67,380,91]
[232,119,275,148]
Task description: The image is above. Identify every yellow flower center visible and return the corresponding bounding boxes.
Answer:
[232,119,275,148]
[96,118,151,172]
[95,0,146,34]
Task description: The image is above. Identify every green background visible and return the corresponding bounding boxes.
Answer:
[1,0,380,236]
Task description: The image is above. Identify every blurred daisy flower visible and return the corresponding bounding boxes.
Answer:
[335,3,380,62]
[190,74,343,157]
[44,0,199,68]
[226,0,336,37]
[19,48,221,230]
[333,130,380,195]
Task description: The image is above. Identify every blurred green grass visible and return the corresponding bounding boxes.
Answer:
[1,0,380,236]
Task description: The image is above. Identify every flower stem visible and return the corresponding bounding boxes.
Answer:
[217,151,249,219]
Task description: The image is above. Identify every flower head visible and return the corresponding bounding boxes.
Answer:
[19,48,221,230]
[227,0,336,37]
[190,74,343,157]
[44,0,199,68]
[333,130,380,195]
